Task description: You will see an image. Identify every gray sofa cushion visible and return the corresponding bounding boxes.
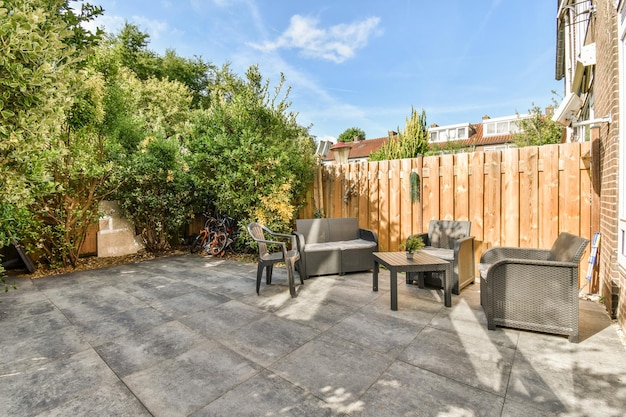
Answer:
[296,219,330,244]
[328,218,360,241]
[421,247,454,261]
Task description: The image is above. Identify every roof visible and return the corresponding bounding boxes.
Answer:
[458,124,513,148]
[322,121,515,163]
[323,136,390,162]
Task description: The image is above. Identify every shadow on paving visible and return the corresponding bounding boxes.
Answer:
[1,254,625,416]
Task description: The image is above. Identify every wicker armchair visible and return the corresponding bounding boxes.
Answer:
[479,232,589,342]
[407,220,475,294]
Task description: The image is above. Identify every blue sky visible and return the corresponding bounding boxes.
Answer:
[89,0,562,142]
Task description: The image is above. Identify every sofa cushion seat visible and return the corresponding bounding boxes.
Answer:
[304,242,344,252]
[337,239,378,250]
[421,247,454,262]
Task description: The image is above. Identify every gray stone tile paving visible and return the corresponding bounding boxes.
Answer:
[1,253,625,416]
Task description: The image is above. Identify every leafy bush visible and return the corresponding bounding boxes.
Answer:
[513,104,565,147]
[115,136,198,252]
[187,65,315,247]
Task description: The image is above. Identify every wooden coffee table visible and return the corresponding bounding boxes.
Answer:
[373,251,452,309]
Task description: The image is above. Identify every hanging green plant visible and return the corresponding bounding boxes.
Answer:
[409,171,420,202]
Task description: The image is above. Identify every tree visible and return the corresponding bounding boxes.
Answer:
[107,24,214,108]
[337,127,366,143]
[513,104,564,147]
[28,68,120,267]
[187,65,315,238]
[369,108,429,161]
[0,0,103,270]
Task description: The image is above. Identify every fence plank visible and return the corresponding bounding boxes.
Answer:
[378,160,390,251]
[501,148,520,247]
[400,159,413,242]
[539,144,559,248]
[440,154,454,220]
[413,157,424,234]
[484,151,502,247]
[454,153,470,221]
[519,146,539,248]
[389,159,401,251]
[358,162,369,227]
[560,143,581,234]
[422,155,440,227]
[470,151,485,244]
[369,161,380,245]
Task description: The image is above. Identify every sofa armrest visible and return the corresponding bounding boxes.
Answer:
[454,235,475,265]
[480,247,551,264]
[293,231,306,250]
[489,258,578,271]
[359,228,378,243]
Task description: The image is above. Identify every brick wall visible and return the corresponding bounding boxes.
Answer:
[595,0,624,326]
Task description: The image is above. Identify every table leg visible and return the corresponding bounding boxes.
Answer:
[373,260,379,291]
[390,269,398,311]
[444,265,451,307]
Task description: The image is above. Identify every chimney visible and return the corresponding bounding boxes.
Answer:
[429,123,439,128]
[545,106,554,116]
[482,115,491,120]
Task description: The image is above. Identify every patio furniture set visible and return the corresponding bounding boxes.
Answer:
[248,218,589,342]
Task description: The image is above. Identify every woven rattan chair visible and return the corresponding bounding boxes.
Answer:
[247,222,302,298]
[479,232,589,342]
[406,220,475,294]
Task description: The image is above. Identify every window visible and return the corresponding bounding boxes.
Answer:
[428,123,470,143]
[483,115,530,137]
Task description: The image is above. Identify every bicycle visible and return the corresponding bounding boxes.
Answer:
[190,210,236,257]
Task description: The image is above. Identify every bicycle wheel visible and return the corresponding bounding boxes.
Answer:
[190,232,207,253]
[209,232,228,256]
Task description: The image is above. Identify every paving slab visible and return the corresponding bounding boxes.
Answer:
[0,254,625,417]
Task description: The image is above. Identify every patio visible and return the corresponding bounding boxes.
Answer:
[1,254,625,416]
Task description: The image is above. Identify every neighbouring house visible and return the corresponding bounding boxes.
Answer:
[322,113,532,165]
[428,113,535,152]
[554,0,624,331]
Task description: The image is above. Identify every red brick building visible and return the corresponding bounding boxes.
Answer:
[555,0,624,330]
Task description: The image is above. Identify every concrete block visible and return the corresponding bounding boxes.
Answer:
[97,201,144,257]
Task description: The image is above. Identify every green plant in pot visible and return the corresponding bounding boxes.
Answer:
[400,235,425,259]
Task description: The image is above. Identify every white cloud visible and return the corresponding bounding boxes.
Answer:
[131,16,169,40]
[82,14,125,35]
[86,13,169,41]
[250,15,381,63]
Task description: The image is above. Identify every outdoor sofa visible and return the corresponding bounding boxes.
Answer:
[294,218,378,279]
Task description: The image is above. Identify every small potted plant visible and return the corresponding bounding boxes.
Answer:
[400,235,425,259]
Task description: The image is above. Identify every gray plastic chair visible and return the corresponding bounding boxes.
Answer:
[247,222,302,297]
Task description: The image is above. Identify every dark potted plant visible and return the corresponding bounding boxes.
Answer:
[400,235,425,259]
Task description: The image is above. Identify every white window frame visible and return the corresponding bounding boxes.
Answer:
[428,123,470,143]
[482,114,530,138]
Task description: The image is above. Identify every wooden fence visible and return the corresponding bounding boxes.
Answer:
[299,142,593,284]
